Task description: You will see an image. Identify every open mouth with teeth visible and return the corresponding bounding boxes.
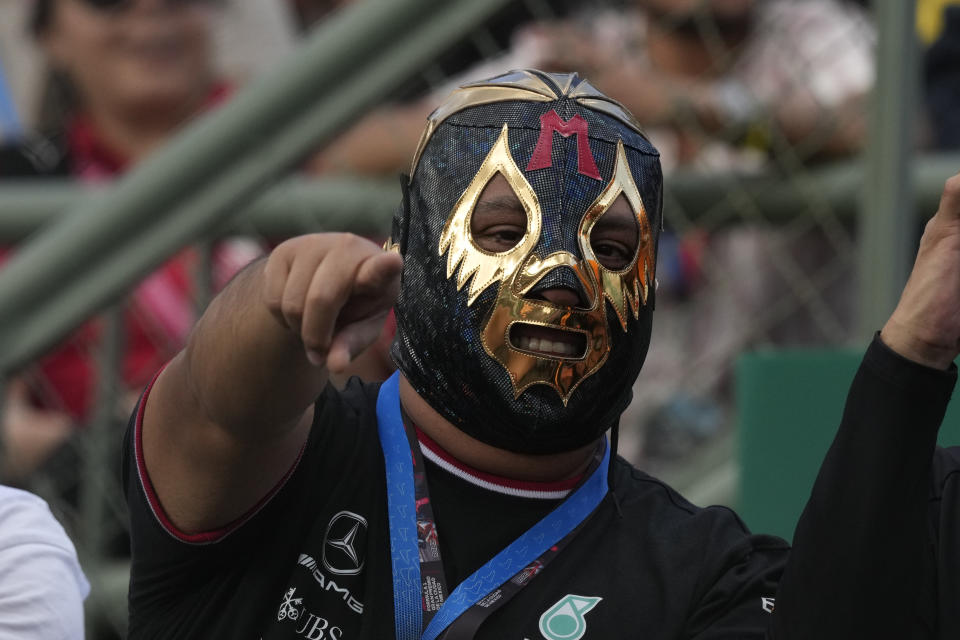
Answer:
[508,323,587,359]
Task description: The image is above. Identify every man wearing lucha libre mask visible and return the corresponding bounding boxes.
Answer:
[125,70,795,639]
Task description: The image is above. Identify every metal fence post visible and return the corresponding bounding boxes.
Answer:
[857,0,918,339]
[80,307,125,637]
[81,308,123,553]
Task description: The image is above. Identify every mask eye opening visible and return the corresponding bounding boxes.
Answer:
[588,192,641,274]
[468,172,532,256]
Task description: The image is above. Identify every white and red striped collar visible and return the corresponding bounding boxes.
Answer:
[415,427,581,500]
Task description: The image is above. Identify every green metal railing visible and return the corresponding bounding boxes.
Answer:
[2,154,958,243]
[0,0,516,376]
[857,0,918,340]
[0,177,398,242]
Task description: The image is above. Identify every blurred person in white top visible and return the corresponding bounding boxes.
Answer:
[0,485,89,640]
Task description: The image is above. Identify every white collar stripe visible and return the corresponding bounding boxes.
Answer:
[418,443,571,500]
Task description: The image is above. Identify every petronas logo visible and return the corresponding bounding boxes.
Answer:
[538,594,602,640]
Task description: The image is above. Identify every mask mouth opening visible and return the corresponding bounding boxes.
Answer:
[508,323,587,360]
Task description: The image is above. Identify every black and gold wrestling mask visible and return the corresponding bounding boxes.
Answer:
[390,70,662,454]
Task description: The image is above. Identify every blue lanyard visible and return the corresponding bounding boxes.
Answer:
[376,372,610,640]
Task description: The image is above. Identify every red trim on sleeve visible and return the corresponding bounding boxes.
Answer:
[134,366,306,545]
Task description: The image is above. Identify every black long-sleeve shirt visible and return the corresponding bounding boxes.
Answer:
[772,336,958,639]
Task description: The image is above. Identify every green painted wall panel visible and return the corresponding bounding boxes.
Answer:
[737,348,960,541]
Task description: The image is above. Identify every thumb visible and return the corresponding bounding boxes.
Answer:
[353,251,403,297]
[936,174,960,223]
[335,251,402,330]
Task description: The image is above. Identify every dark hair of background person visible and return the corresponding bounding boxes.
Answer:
[27,0,76,136]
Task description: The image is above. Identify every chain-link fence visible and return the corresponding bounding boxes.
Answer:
[0,0,916,636]
[623,0,875,485]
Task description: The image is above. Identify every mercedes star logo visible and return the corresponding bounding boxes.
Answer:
[322,511,368,575]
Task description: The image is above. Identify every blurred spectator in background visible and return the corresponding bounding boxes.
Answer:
[529,0,873,170]
[0,0,296,140]
[0,484,89,639]
[922,0,960,150]
[0,0,262,484]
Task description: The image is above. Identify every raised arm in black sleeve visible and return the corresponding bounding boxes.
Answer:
[772,335,956,639]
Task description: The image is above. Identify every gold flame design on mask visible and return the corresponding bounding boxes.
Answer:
[438,126,654,403]
[439,124,542,305]
[579,139,656,330]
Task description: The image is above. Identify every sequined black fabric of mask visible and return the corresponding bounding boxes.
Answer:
[391,77,663,454]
